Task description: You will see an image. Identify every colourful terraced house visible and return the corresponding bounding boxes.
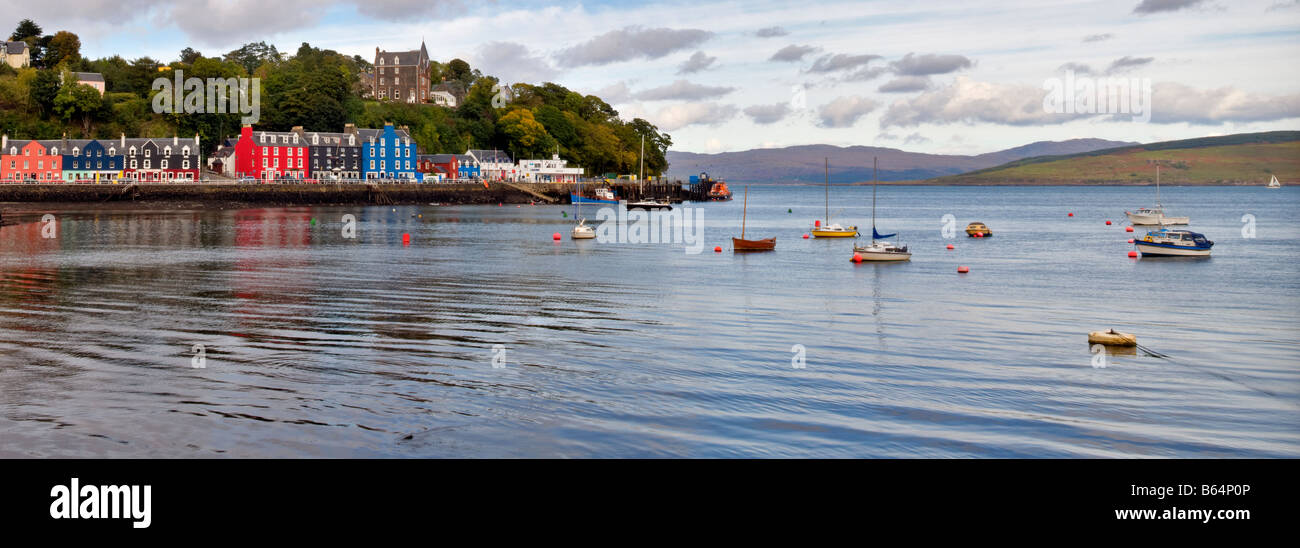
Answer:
[1,136,62,182]
[62,139,125,183]
[360,124,418,181]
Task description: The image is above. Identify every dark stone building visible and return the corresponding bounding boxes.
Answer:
[373,42,430,104]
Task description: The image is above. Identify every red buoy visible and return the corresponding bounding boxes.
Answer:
[947,244,955,250]
[802,234,810,239]
[1125,226,1134,232]
[552,232,561,240]
[714,246,722,253]
[814,220,821,227]
[1068,213,1074,217]
[957,266,970,273]
[402,233,410,245]
[852,253,862,263]
[1128,251,1138,258]
[1105,220,1112,225]
[1128,238,1135,244]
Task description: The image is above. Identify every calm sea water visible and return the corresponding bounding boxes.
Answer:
[1,185,1297,457]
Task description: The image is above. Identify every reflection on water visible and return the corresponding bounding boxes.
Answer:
[1,185,1298,457]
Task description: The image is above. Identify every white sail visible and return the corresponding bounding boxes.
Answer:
[1268,175,1281,188]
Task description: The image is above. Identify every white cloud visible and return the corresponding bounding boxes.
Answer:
[474,42,559,85]
[881,77,1078,127]
[817,96,878,128]
[633,79,735,101]
[651,102,738,131]
[770,44,818,62]
[555,26,713,67]
[743,102,792,124]
[678,51,717,74]
[1148,83,1300,124]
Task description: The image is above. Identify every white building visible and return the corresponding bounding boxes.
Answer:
[516,154,584,183]
[1,41,31,69]
[465,149,514,181]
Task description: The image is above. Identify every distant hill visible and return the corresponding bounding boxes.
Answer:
[665,138,1134,183]
[926,131,1300,185]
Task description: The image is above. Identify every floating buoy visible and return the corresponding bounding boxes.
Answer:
[974,232,984,238]
[1088,329,1137,346]
[310,218,316,226]
[402,233,410,245]
[1068,213,1074,217]
[498,203,503,207]
[802,234,810,239]
[714,246,722,253]
[788,209,792,213]
[1128,238,1135,244]
[1128,251,1137,258]
[852,252,862,263]
[562,211,568,218]
[947,244,954,250]
[1125,226,1134,232]
[957,266,969,273]
[1105,220,1112,225]
[814,220,821,227]
[552,232,562,240]
[417,214,422,219]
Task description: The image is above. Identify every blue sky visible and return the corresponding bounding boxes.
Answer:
[5,0,1299,154]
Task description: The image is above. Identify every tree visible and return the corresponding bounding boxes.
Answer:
[28,69,60,116]
[53,75,103,134]
[497,108,555,159]
[45,31,81,67]
[179,47,202,64]
[10,19,41,41]
[223,42,281,74]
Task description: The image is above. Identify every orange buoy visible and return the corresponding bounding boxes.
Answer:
[1068,213,1074,217]
[402,233,410,245]
[814,220,821,227]
[1128,238,1135,244]
[947,244,954,250]
[802,234,810,239]
[957,266,969,273]
[1105,220,1112,225]
[552,232,561,240]
[975,232,984,238]
[1128,251,1138,258]
[714,246,722,253]
[852,253,862,263]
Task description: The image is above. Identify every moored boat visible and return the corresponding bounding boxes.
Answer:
[811,158,858,238]
[1267,174,1282,188]
[571,186,619,204]
[851,157,910,262]
[1127,165,1189,225]
[627,199,672,210]
[965,222,991,237]
[1134,227,1213,257]
[733,185,775,252]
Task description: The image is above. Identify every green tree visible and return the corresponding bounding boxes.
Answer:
[497,108,556,159]
[223,41,281,74]
[9,19,41,41]
[179,47,202,64]
[28,69,60,116]
[45,31,81,67]
[53,75,103,134]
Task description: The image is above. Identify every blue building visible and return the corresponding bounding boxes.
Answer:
[360,124,418,181]
[456,154,480,179]
[62,138,124,183]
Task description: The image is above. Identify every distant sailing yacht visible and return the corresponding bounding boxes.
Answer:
[810,158,858,238]
[1126,165,1189,225]
[732,186,775,251]
[852,157,910,262]
[1267,175,1282,188]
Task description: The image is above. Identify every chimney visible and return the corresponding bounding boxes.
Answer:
[121,133,126,148]
[2,134,7,150]
[344,123,356,135]
[174,135,179,146]
[194,133,200,145]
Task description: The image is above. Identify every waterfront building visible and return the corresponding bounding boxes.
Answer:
[419,154,459,181]
[297,124,362,181]
[515,154,584,183]
[373,43,431,104]
[120,134,201,182]
[0,137,61,182]
[62,138,124,182]
[465,149,514,181]
[360,124,417,181]
[231,126,308,181]
[456,154,480,179]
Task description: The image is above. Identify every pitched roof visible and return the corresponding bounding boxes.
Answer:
[426,154,458,163]
[3,41,28,55]
[356,127,413,141]
[468,149,512,163]
[376,42,429,67]
[74,72,104,83]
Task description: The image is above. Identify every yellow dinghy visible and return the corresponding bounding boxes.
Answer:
[1088,329,1137,347]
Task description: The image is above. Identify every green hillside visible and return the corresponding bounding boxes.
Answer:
[927,131,1300,185]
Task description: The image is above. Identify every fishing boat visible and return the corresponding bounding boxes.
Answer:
[1134,227,1213,257]
[965,222,991,237]
[1267,175,1282,188]
[571,186,619,204]
[811,158,858,238]
[1126,165,1188,225]
[732,186,775,251]
[571,182,597,240]
[852,157,910,262]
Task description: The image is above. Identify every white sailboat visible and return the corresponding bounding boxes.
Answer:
[852,157,911,262]
[1126,165,1189,225]
[1267,175,1282,188]
[571,182,595,239]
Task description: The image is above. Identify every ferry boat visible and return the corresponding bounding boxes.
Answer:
[571,186,619,204]
[1134,228,1213,257]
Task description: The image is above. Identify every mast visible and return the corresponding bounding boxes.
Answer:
[1156,164,1161,208]
[872,156,878,244]
[824,157,830,224]
[639,134,645,191]
[741,185,748,239]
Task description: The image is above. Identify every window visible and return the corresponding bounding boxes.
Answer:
[161,160,168,169]
[369,160,375,169]
[108,148,115,156]
[380,160,386,170]
[131,160,137,168]
[395,77,400,85]
[51,147,57,155]
[164,147,171,156]
[143,160,150,168]
[379,58,384,65]
[262,147,267,155]
[145,148,151,157]
[72,147,80,156]
[182,146,190,156]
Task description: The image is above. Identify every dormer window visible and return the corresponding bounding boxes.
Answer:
[379,58,384,65]
[312,135,318,145]
[129,146,137,156]
[72,147,80,156]
[260,134,266,143]
[108,148,115,155]
[182,146,190,156]
[164,146,172,156]
[51,147,58,155]
[145,148,151,157]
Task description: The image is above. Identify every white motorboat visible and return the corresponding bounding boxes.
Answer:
[1134,228,1213,257]
[571,218,596,239]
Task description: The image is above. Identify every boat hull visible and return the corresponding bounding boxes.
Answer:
[571,230,596,239]
[852,250,911,261]
[732,237,776,251]
[571,193,619,205]
[1127,212,1189,225]
[628,202,672,210]
[1135,242,1211,256]
[811,228,858,238]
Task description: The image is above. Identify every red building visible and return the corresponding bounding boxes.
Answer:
[418,154,459,181]
[231,126,308,181]
[0,137,61,182]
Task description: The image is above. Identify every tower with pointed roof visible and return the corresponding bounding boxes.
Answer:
[373,41,431,104]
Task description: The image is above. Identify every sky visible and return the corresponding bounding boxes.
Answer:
[4,0,1299,155]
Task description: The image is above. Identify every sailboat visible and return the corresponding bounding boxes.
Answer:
[571,181,595,239]
[1126,165,1189,225]
[732,186,775,251]
[1267,175,1282,188]
[811,158,858,238]
[852,157,910,261]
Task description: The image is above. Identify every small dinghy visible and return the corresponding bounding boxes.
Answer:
[1088,329,1137,347]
